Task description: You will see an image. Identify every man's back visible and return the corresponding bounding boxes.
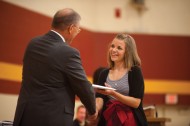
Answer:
[13,31,95,126]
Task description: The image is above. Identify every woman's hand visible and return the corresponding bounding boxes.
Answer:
[105,83,111,88]
[96,83,141,108]
[95,83,115,96]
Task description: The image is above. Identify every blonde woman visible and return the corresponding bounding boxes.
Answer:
[95,33,147,126]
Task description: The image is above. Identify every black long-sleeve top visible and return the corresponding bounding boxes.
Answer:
[96,66,148,126]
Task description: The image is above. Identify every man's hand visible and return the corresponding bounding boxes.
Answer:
[86,108,98,122]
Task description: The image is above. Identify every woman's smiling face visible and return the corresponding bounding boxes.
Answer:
[109,38,126,63]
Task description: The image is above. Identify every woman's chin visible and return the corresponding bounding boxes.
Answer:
[111,59,118,62]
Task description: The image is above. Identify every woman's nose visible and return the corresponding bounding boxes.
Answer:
[112,47,117,52]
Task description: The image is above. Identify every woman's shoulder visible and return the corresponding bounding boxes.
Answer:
[100,68,109,75]
[128,66,143,81]
[130,66,142,73]
[97,68,109,84]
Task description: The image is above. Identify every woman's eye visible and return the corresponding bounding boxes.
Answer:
[111,44,115,48]
[118,47,122,50]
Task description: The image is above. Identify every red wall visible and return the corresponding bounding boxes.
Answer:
[72,31,190,80]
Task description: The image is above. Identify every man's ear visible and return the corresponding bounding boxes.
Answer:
[68,24,74,34]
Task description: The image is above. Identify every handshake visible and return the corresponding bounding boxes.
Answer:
[75,83,115,126]
[86,107,99,123]
[74,81,122,126]
[85,84,115,125]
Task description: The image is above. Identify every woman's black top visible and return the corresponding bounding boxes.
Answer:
[96,66,148,126]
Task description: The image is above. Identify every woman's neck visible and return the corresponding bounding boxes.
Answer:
[109,61,128,80]
[113,61,126,71]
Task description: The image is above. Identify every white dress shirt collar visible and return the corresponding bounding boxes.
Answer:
[51,30,65,43]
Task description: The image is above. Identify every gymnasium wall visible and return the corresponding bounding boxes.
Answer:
[0,0,190,125]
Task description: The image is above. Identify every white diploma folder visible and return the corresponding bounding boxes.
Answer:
[92,84,116,90]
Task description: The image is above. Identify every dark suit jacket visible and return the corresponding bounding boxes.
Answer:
[13,31,96,126]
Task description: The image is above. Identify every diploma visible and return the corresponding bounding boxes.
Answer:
[92,84,116,90]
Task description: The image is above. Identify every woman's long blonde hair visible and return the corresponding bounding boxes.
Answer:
[108,33,141,70]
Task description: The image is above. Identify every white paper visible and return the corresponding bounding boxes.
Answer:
[92,84,116,90]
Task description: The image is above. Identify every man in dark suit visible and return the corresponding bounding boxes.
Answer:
[13,8,97,126]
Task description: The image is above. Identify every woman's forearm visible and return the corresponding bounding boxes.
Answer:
[111,91,141,108]
[95,89,140,108]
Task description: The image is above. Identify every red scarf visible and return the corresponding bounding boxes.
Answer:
[103,100,137,126]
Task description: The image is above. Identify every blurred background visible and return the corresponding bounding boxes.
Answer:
[0,0,190,125]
